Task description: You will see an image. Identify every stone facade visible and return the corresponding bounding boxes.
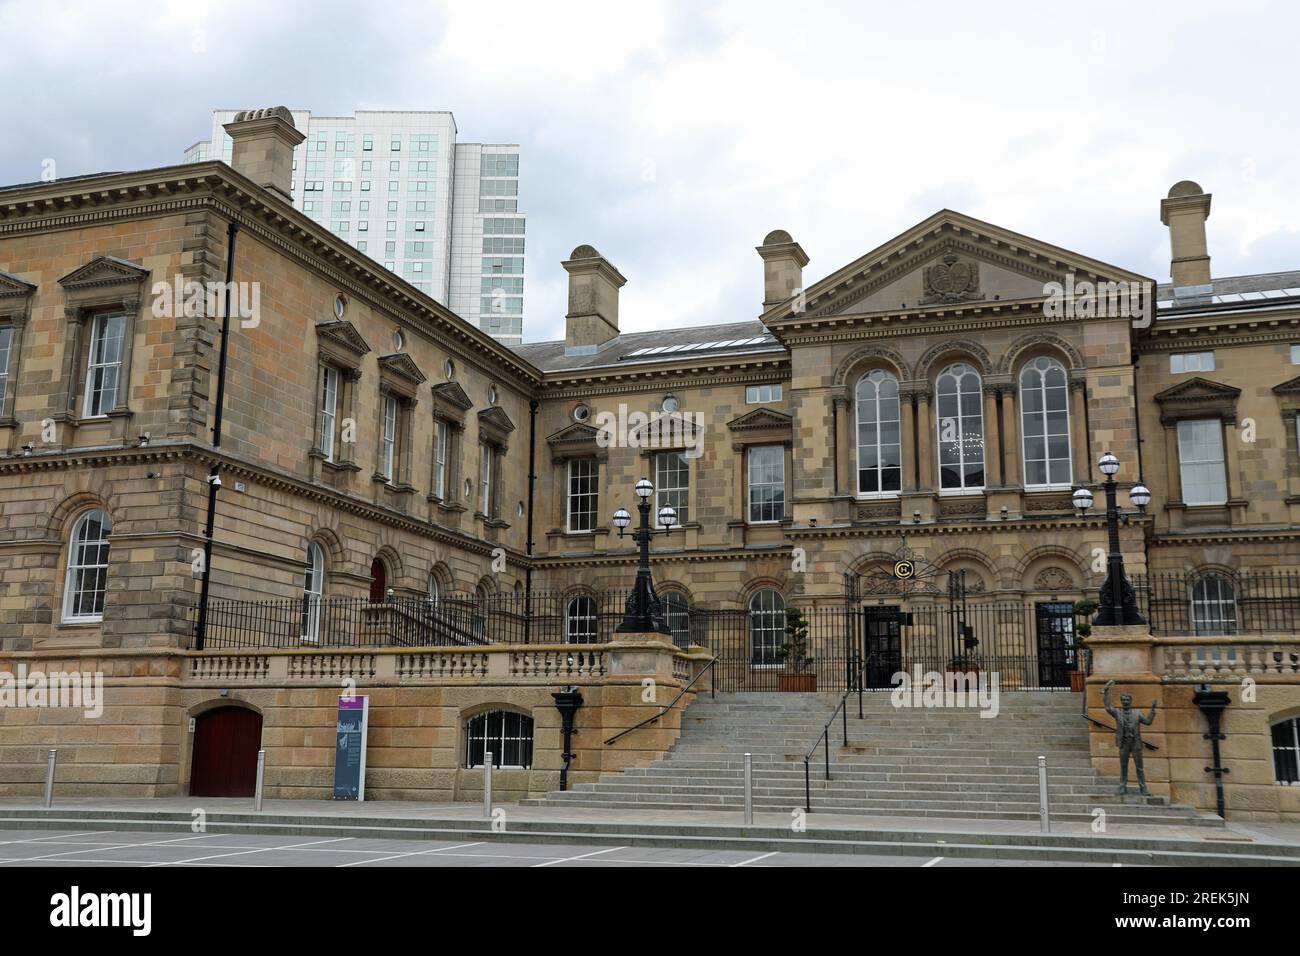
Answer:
[0,116,1298,817]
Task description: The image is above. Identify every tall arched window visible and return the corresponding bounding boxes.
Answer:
[1272,716,1300,785]
[464,710,534,768]
[63,509,111,623]
[1191,575,1238,636]
[427,572,439,605]
[1020,356,1072,488]
[300,542,325,642]
[855,369,901,496]
[935,363,984,491]
[566,595,598,643]
[748,588,786,665]
[662,591,692,647]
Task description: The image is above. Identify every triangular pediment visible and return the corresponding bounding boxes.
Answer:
[727,407,794,432]
[1154,377,1242,403]
[377,352,427,386]
[315,320,371,357]
[546,422,600,445]
[429,380,473,410]
[0,270,36,299]
[764,210,1151,324]
[58,255,149,291]
[478,405,516,433]
[1274,375,1300,395]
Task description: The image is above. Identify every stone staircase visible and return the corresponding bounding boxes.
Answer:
[527,692,1221,828]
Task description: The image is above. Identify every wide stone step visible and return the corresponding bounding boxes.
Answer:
[632,767,1106,784]
[598,775,1108,795]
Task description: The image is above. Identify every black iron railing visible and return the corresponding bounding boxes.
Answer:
[1134,572,1300,637]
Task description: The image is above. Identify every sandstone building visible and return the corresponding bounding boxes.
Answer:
[0,108,1297,819]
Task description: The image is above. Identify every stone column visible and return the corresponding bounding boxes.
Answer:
[900,391,917,492]
[832,394,851,496]
[982,385,1001,487]
[916,389,935,490]
[1001,386,1022,488]
[1070,379,1088,484]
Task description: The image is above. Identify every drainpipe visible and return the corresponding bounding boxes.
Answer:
[523,398,539,643]
[194,220,239,650]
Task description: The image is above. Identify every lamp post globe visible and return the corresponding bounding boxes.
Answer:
[1098,451,1120,476]
[615,478,670,636]
[1071,487,1094,514]
[634,477,654,500]
[612,506,631,531]
[1129,484,1152,509]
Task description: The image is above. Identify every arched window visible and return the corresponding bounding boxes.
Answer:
[300,542,325,642]
[427,572,439,605]
[1272,716,1300,785]
[935,363,984,491]
[63,509,111,623]
[464,710,534,769]
[662,591,692,647]
[1020,356,1072,488]
[855,369,901,496]
[566,595,598,643]
[1190,575,1238,636]
[748,588,786,665]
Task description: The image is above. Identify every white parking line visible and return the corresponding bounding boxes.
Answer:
[336,841,485,867]
[146,837,354,867]
[6,833,226,864]
[531,845,625,867]
[0,830,114,848]
[922,857,943,867]
[730,851,778,867]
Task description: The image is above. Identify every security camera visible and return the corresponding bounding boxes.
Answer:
[138,433,151,446]
[208,473,222,488]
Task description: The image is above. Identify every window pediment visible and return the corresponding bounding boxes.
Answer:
[315,320,371,365]
[478,405,515,447]
[58,256,149,293]
[377,352,426,399]
[547,421,605,462]
[1154,376,1240,424]
[430,381,473,422]
[0,270,36,303]
[1273,374,1300,396]
[727,407,793,432]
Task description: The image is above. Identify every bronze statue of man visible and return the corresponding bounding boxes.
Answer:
[1102,680,1157,795]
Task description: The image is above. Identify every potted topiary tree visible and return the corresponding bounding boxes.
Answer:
[1070,599,1097,692]
[777,606,816,692]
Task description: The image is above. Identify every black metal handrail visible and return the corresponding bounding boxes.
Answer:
[802,659,865,812]
[604,657,719,746]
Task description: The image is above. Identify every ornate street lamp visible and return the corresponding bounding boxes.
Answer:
[612,477,678,634]
[1073,452,1151,626]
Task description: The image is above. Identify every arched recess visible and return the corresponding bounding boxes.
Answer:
[459,704,535,769]
[428,560,455,599]
[833,345,910,389]
[47,490,115,539]
[933,547,1003,592]
[915,339,993,381]
[306,527,345,570]
[999,332,1084,377]
[1014,545,1091,588]
[188,703,264,798]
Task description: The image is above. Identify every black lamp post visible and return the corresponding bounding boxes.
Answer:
[612,477,677,635]
[1193,685,1231,819]
[551,688,584,792]
[1072,451,1151,627]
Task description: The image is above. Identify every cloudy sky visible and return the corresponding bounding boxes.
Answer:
[2,0,1297,342]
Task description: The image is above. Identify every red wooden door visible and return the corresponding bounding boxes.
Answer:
[369,558,386,602]
[190,706,263,798]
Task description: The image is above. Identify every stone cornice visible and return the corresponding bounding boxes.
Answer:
[0,441,523,563]
[538,360,791,399]
[1134,316,1300,353]
[0,163,545,392]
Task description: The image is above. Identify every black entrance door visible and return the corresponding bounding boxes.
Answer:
[1035,602,1076,688]
[863,606,903,688]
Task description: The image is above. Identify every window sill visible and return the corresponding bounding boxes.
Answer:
[855,492,901,501]
[938,488,985,497]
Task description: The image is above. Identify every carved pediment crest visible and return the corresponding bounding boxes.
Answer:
[377,352,427,387]
[920,254,981,305]
[429,380,474,411]
[0,270,36,300]
[315,320,371,358]
[58,256,149,292]
[726,407,793,432]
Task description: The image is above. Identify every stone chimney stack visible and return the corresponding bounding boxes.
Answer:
[562,245,625,350]
[222,107,305,203]
[1160,180,1213,293]
[756,229,809,309]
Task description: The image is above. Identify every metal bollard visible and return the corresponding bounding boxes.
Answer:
[43,749,57,809]
[254,749,266,812]
[484,752,493,819]
[1037,754,1050,833]
[743,752,753,825]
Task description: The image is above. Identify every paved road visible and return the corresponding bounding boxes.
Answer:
[0,827,1119,867]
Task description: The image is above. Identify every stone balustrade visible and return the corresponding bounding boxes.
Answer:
[1154,636,1300,681]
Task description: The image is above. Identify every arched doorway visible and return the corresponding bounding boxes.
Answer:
[190,706,263,797]
[369,557,387,603]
